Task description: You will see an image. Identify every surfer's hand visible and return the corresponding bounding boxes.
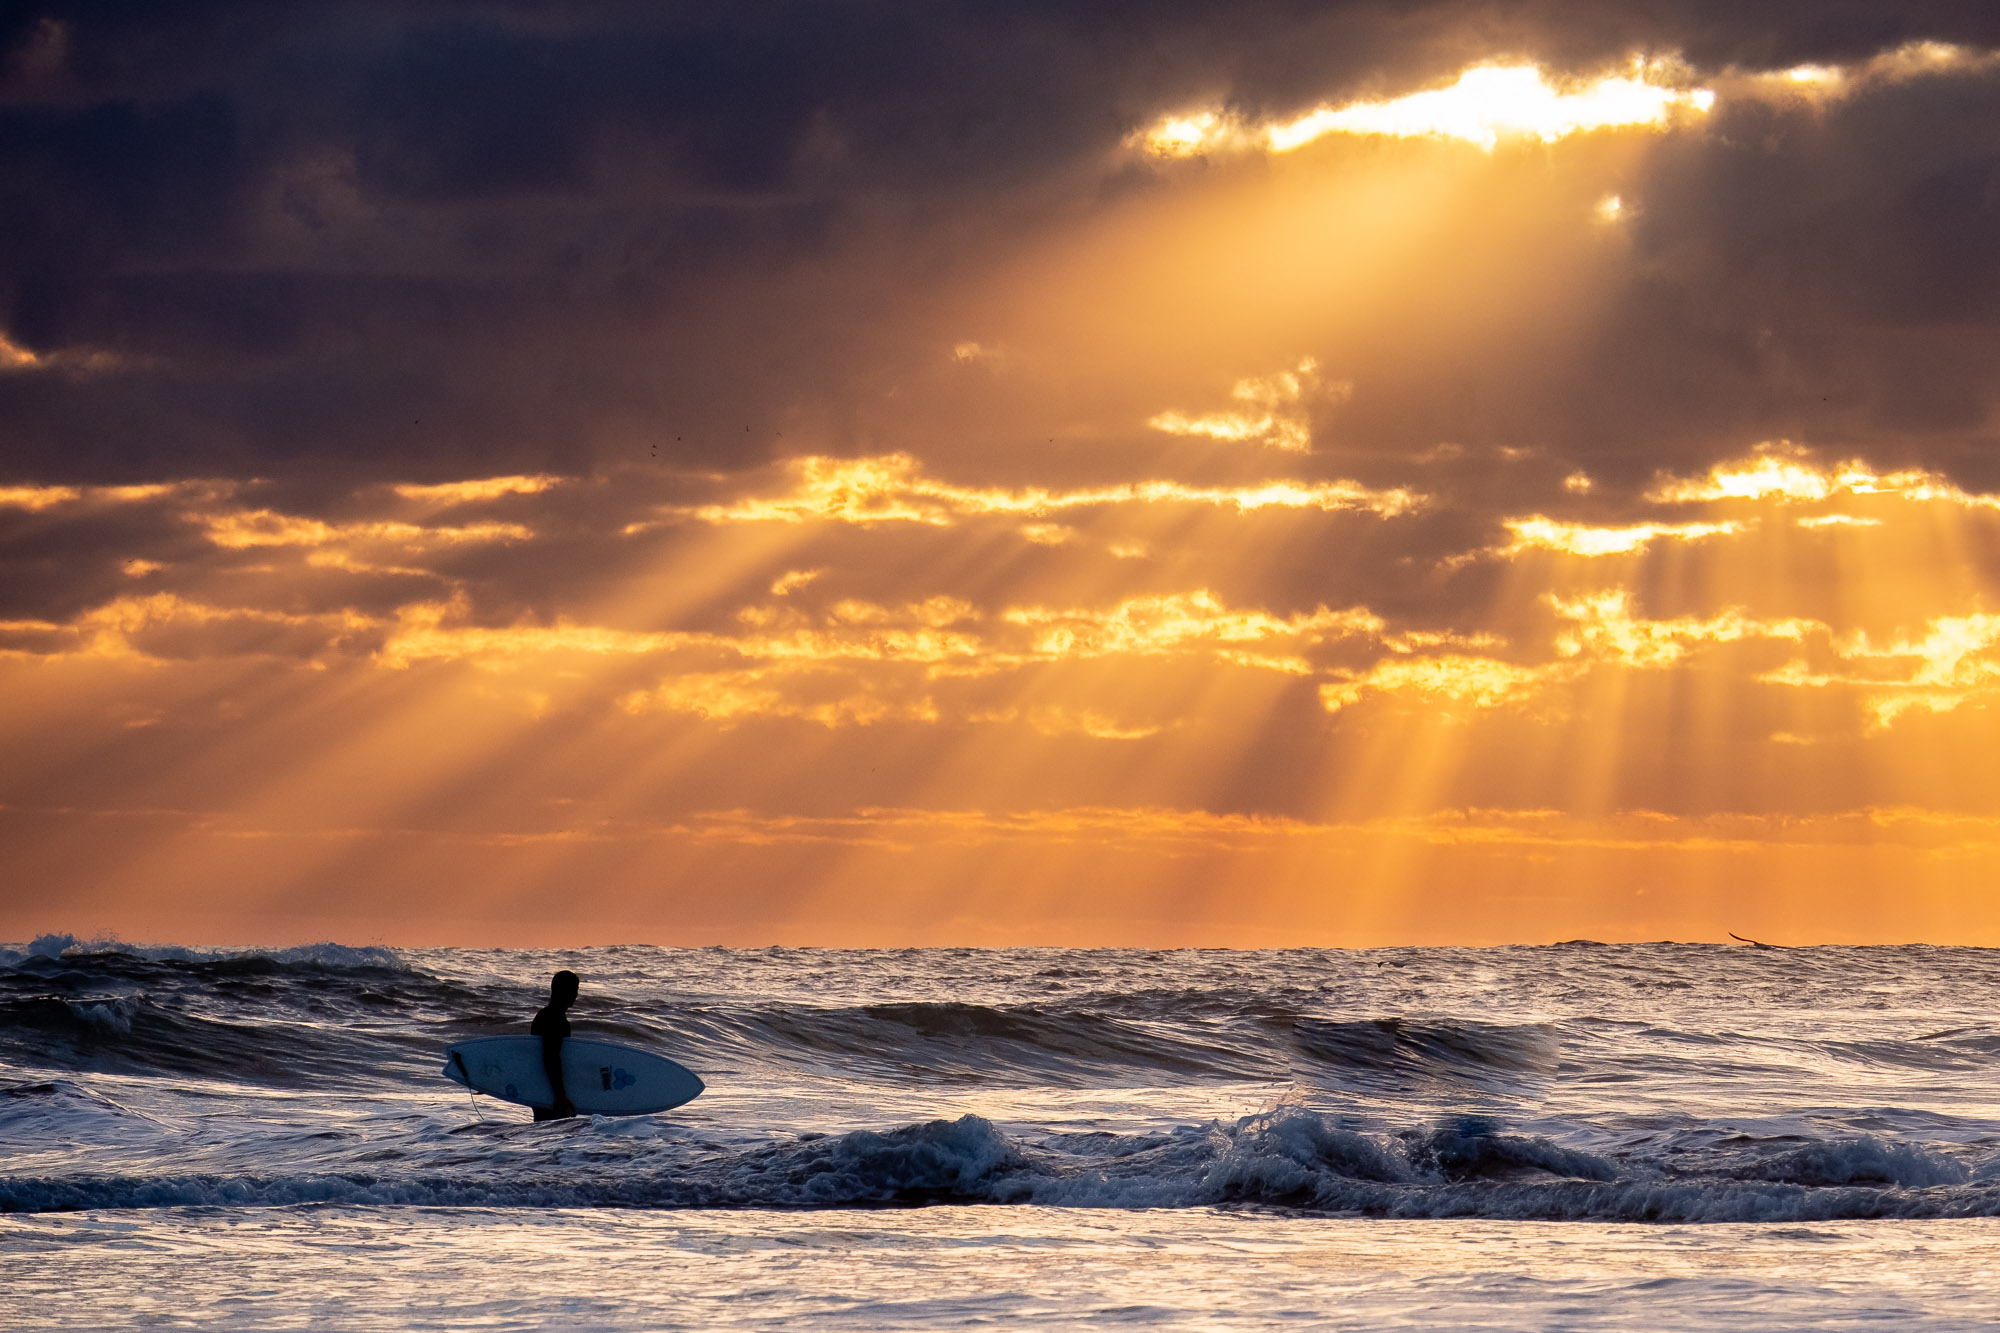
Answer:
[554,1094,576,1118]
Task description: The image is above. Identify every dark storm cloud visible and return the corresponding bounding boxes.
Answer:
[4,0,2000,491]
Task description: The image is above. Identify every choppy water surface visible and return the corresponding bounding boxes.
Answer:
[7,938,2000,1328]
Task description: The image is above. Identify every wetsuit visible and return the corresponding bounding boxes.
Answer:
[530,1002,574,1120]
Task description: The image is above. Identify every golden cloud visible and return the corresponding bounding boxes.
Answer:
[1146,358,1341,452]
[1499,515,1745,558]
[1725,41,2000,105]
[198,509,533,551]
[619,670,939,727]
[1140,60,1713,158]
[1761,612,2000,729]
[0,330,130,376]
[1002,590,1380,668]
[1647,442,2000,510]
[1268,63,1711,152]
[1550,591,1815,668]
[366,586,1395,728]
[389,476,563,505]
[0,481,221,511]
[1320,654,1554,712]
[674,453,1420,529]
[1321,590,1817,713]
[0,593,377,664]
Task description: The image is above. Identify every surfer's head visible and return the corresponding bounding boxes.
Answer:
[550,970,579,1007]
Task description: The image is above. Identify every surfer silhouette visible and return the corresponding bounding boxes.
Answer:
[530,970,579,1120]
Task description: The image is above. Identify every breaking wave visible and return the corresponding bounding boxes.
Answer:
[5,1109,1995,1222]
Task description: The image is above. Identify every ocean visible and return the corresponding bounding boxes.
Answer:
[7,937,2000,1329]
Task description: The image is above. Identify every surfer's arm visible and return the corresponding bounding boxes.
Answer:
[540,1024,572,1112]
[539,1029,574,1116]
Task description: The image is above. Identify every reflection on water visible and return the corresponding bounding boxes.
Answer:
[10,1208,2000,1331]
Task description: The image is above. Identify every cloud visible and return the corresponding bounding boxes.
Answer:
[1496,516,1745,557]
[0,592,375,664]
[1648,443,2000,509]
[670,453,1421,529]
[389,476,562,505]
[1146,357,1341,452]
[0,481,225,511]
[1144,61,1714,158]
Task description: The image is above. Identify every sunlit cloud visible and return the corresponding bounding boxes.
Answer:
[1142,60,1713,158]
[949,341,1009,367]
[0,484,80,511]
[1146,358,1340,452]
[1762,613,2000,729]
[1551,590,1815,668]
[0,593,376,664]
[1138,111,1246,158]
[1794,514,1882,529]
[377,596,983,675]
[672,453,1420,529]
[383,587,1373,672]
[1320,654,1554,713]
[1140,41,2000,167]
[1269,63,1711,152]
[0,481,217,511]
[1002,590,1382,673]
[1322,590,1817,713]
[0,329,128,376]
[1499,515,1744,558]
[390,476,562,505]
[770,569,824,596]
[1649,443,2000,510]
[0,332,38,371]
[197,509,533,551]
[620,670,940,728]
[967,706,1166,741]
[1728,41,2000,105]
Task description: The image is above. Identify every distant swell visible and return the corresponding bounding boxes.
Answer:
[1288,1019,1559,1090]
[673,1001,1275,1083]
[4,936,406,971]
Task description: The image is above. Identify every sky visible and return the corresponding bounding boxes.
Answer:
[7,2,2000,946]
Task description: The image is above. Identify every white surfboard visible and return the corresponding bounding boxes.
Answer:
[442,1035,704,1115]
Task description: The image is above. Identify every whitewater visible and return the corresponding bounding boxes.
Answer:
[9,938,2000,1328]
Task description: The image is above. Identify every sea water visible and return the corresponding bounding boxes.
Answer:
[7,939,2000,1328]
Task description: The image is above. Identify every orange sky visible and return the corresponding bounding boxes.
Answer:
[8,22,2000,944]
